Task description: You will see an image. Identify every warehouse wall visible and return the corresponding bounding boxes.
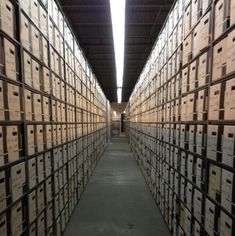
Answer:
[125,0,235,235]
[0,0,110,235]
[110,102,127,116]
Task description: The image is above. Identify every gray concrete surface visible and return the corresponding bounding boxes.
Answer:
[64,137,171,236]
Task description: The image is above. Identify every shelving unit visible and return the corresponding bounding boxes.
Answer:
[0,0,110,235]
[125,0,235,235]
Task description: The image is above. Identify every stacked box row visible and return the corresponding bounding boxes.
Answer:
[125,0,235,236]
[0,0,110,235]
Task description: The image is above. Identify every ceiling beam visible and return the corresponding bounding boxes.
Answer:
[61,4,172,9]
[83,42,153,47]
[102,86,135,90]
[84,44,113,47]
[93,65,114,67]
[76,23,112,28]
[88,52,145,56]
[90,57,114,61]
[61,4,109,8]
[74,22,165,27]
[80,36,157,40]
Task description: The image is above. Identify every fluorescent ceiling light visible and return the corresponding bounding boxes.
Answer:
[109,0,126,101]
[117,88,122,104]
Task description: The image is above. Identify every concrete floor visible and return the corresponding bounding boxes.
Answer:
[64,137,171,236]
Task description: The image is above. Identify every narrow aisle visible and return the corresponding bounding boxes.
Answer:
[64,137,170,236]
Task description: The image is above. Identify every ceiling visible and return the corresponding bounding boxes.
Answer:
[59,0,174,102]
